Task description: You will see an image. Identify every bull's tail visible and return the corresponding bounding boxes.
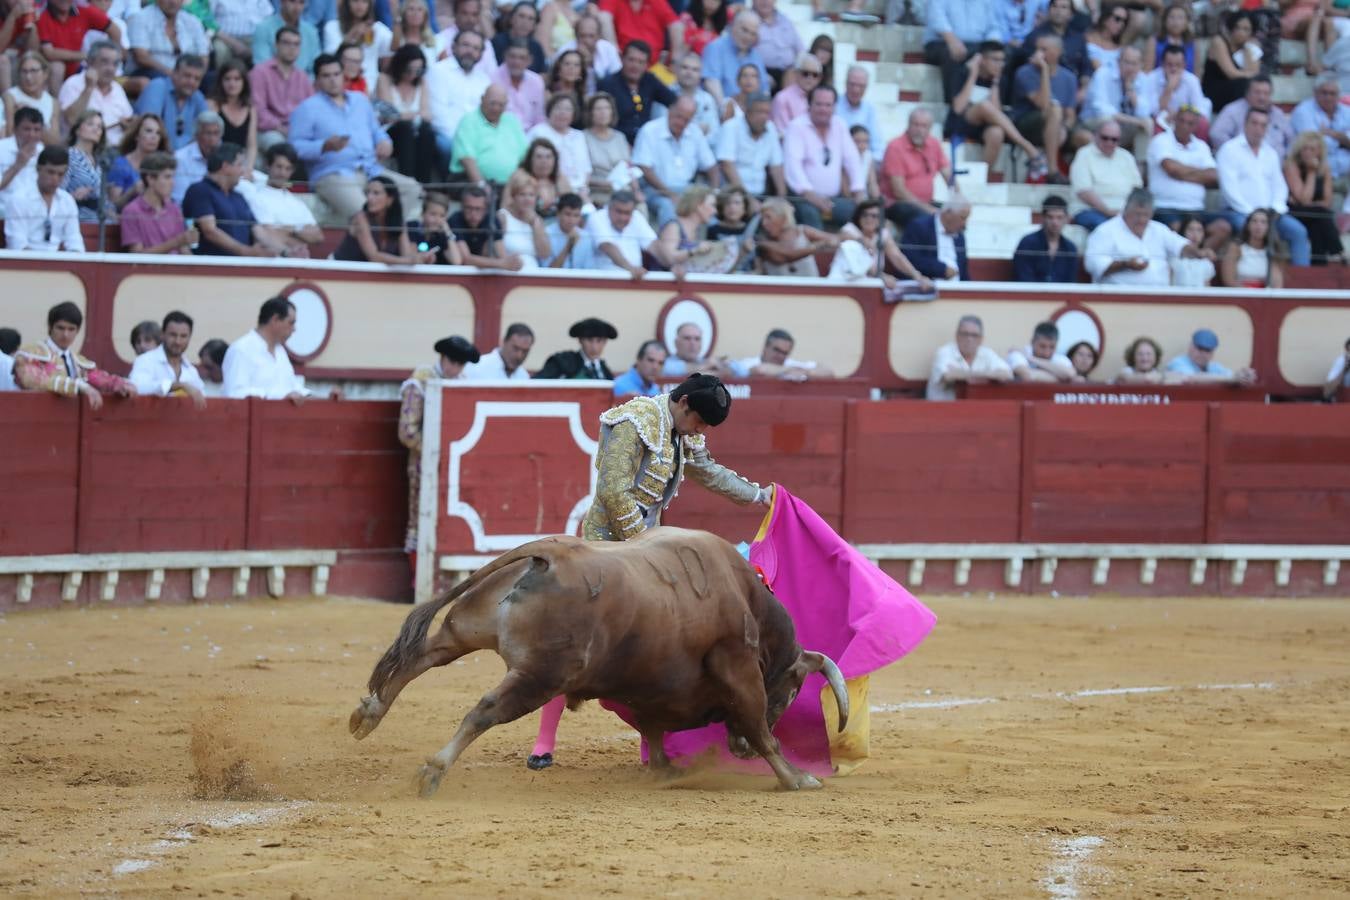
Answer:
[366,543,557,697]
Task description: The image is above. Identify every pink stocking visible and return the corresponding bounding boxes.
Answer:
[531,695,566,757]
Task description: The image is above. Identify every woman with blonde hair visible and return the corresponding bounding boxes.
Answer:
[656,184,723,273]
[496,169,550,269]
[390,0,438,65]
[754,197,837,277]
[1284,129,1343,264]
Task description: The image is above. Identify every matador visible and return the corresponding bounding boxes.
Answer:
[526,372,772,770]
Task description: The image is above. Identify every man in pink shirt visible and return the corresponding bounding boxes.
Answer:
[782,83,866,230]
[120,151,196,254]
[770,51,820,133]
[250,25,314,151]
[490,37,545,131]
[58,41,134,145]
[880,107,952,228]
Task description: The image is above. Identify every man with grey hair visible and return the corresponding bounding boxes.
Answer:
[172,110,224,204]
[671,52,722,138]
[900,195,971,281]
[1291,74,1350,178]
[881,106,951,228]
[730,328,834,381]
[59,41,135,145]
[838,65,881,158]
[750,0,802,88]
[662,322,726,377]
[701,9,768,103]
[716,92,784,197]
[1084,188,1206,285]
[1079,45,1153,151]
[926,315,1013,400]
[1010,32,1077,185]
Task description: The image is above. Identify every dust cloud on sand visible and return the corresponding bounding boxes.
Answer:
[1,594,1348,896]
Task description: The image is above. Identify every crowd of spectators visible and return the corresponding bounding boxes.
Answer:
[0,0,1347,289]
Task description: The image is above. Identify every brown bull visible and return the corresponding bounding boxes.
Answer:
[350,527,850,795]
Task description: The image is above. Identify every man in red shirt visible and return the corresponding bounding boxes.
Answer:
[38,0,120,82]
[598,0,681,65]
[880,107,951,228]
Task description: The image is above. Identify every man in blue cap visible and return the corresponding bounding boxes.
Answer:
[1165,328,1257,385]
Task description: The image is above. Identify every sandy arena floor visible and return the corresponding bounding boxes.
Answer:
[1,594,1348,898]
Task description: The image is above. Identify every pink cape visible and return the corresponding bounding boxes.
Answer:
[607,485,937,776]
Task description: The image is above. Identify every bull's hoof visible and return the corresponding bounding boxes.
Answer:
[786,773,824,791]
[526,753,553,771]
[418,761,446,797]
[348,696,384,740]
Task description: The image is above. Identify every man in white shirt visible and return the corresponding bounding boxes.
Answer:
[427,27,492,163]
[1290,75,1350,179]
[236,142,323,257]
[222,295,312,402]
[172,111,224,205]
[632,95,717,228]
[716,93,784,197]
[1069,119,1143,231]
[58,42,135,145]
[927,314,1013,400]
[1079,46,1154,150]
[1085,188,1201,285]
[4,147,84,252]
[128,310,207,406]
[1216,107,1312,267]
[463,323,535,380]
[433,0,496,75]
[1006,321,1075,383]
[586,190,658,280]
[1146,105,1231,249]
[728,328,833,381]
[1142,44,1211,124]
[0,108,46,218]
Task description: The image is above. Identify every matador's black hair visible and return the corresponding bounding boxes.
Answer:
[671,373,732,427]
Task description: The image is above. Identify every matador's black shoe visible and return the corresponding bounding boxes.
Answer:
[526,753,554,770]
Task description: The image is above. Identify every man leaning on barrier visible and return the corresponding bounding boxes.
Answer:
[14,301,136,409]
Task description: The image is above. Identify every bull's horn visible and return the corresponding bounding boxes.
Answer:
[804,651,849,733]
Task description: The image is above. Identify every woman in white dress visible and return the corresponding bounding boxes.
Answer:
[527,93,591,203]
[322,0,392,94]
[496,170,550,270]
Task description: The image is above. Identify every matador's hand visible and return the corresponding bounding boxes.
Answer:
[755,484,775,506]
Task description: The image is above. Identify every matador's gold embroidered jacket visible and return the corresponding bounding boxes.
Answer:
[582,393,763,542]
[13,339,131,396]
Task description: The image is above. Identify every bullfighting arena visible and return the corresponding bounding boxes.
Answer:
[3,593,1348,897]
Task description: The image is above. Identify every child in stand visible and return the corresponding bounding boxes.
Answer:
[706,185,756,272]
[850,124,882,199]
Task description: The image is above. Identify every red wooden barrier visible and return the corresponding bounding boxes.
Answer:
[1206,405,1350,544]
[0,394,81,555]
[664,396,848,541]
[841,401,1023,542]
[434,385,611,554]
[77,397,251,552]
[247,399,407,550]
[1021,404,1210,544]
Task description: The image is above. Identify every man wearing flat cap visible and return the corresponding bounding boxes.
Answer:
[1164,328,1257,386]
[527,371,774,770]
[533,317,618,380]
[397,335,481,582]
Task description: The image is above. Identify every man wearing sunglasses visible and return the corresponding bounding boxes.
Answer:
[1069,119,1142,232]
[770,51,821,133]
[4,146,83,252]
[782,83,866,230]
